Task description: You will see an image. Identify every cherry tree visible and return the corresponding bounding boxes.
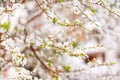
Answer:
[0,0,120,80]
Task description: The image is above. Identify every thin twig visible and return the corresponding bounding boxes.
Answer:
[30,45,57,74]
[26,11,44,24]
[34,0,91,31]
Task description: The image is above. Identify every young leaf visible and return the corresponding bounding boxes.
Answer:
[29,53,34,57]
[73,21,78,26]
[60,0,64,2]
[89,7,97,14]
[62,65,71,72]
[60,22,66,26]
[53,75,59,80]
[46,59,52,66]
[71,41,78,48]
[109,62,116,65]
[52,17,57,24]
[2,21,11,31]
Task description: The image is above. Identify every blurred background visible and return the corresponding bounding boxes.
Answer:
[0,0,120,80]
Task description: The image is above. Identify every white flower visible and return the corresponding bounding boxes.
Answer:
[11,48,27,66]
[26,33,35,45]
[26,33,43,48]
[71,6,81,14]
[71,0,81,14]
[10,0,15,3]
[7,67,33,80]
[12,3,21,10]
[14,37,25,51]
[40,0,48,9]
[56,43,63,48]
[1,38,15,51]
[34,77,39,80]
[1,35,26,66]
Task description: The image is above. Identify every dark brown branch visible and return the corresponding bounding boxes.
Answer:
[30,46,57,75]
[20,0,26,3]
[26,11,44,24]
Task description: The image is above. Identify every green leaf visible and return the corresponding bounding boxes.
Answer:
[73,21,78,26]
[10,51,15,54]
[71,41,78,48]
[53,75,59,80]
[62,65,71,72]
[46,59,52,66]
[29,53,34,57]
[89,7,97,14]
[38,45,43,49]
[60,22,66,26]
[79,53,86,57]
[21,56,25,61]
[60,0,64,2]
[79,53,88,59]
[52,17,57,24]
[1,21,11,31]
[109,62,116,65]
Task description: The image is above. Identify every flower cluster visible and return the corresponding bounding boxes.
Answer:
[7,67,33,80]
[1,37,26,66]
[0,0,120,80]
